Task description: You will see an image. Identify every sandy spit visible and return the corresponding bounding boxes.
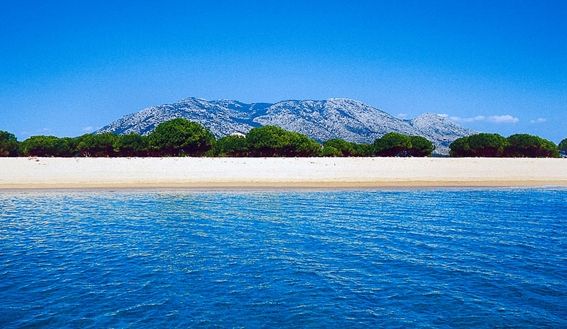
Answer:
[0,157,565,189]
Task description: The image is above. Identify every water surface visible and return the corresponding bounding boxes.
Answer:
[1,189,566,327]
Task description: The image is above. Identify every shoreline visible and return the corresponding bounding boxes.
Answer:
[1,157,566,190]
[1,180,566,190]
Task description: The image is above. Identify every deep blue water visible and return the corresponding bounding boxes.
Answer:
[0,189,566,328]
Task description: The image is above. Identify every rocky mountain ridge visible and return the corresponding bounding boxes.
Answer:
[98,97,473,154]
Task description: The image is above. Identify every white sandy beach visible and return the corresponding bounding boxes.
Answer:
[0,157,565,189]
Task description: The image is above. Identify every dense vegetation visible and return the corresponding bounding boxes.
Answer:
[321,139,372,157]
[449,133,560,158]
[373,133,435,157]
[0,130,19,157]
[245,126,321,157]
[1,119,561,158]
[148,118,215,156]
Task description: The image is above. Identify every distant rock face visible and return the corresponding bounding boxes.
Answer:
[410,113,473,155]
[98,97,473,155]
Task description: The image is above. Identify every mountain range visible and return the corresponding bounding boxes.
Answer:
[98,97,473,154]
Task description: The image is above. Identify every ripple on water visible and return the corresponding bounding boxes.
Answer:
[0,188,566,328]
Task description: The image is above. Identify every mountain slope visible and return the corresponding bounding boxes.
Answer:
[253,98,422,143]
[98,97,473,154]
[410,113,473,154]
[98,98,260,137]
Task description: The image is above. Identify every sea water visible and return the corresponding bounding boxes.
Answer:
[0,189,565,328]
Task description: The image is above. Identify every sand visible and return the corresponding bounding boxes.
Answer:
[0,157,565,189]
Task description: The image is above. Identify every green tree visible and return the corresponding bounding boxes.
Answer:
[246,126,291,156]
[287,132,321,157]
[467,133,508,157]
[505,134,559,158]
[246,126,320,157]
[557,138,567,154]
[373,132,412,156]
[321,139,374,157]
[320,145,342,157]
[115,133,149,157]
[59,137,79,157]
[0,130,19,157]
[352,143,373,157]
[450,133,508,157]
[323,139,356,157]
[408,136,435,157]
[20,136,72,157]
[76,133,118,157]
[148,119,215,156]
[449,136,472,157]
[213,135,249,157]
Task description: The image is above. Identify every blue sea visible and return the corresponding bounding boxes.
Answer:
[1,189,566,328]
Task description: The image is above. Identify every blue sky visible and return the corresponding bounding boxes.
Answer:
[1,0,565,142]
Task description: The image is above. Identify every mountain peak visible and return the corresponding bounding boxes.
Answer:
[178,96,208,103]
[414,112,444,119]
[326,97,362,103]
[98,97,473,155]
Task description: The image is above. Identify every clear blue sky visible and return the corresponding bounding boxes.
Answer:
[1,0,565,142]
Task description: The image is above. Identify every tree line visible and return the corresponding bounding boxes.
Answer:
[0,118,435,157]
[1,118,565,158]
[449,133,564,158]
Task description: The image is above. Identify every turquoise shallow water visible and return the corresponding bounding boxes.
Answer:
[0,189,566,328]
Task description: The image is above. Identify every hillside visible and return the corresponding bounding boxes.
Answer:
[98,97,473,154]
